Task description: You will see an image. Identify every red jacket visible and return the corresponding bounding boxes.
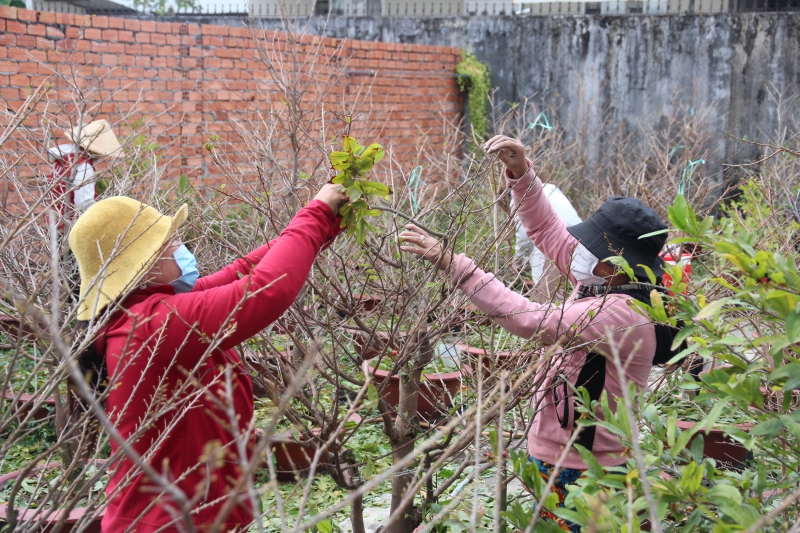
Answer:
[98,200,341,532]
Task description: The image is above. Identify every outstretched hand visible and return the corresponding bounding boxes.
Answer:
[483,135,529,180]
[399,224,452,271]
[313,183,348,214]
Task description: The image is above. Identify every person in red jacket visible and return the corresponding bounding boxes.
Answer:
[68,184,347,532]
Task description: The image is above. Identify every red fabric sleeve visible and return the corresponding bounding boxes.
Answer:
[193,202,343,291]
[146,200,341,359]
[193,240,279,291]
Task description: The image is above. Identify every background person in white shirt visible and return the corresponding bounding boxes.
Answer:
[513,183,582,303]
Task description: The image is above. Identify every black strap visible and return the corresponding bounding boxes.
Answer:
[572,353,606,451]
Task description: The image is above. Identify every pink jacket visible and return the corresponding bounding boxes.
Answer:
[450,167,656,469]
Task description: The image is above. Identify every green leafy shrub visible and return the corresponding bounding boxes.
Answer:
[456,52,491,143]
[329,136,389,244]
[508,180,800,532]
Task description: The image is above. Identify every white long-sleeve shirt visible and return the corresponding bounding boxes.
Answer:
[514,183,581,282]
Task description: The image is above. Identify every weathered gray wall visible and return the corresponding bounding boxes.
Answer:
[145,14,800,179]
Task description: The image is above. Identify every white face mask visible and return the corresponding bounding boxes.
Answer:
[570,243,608,285]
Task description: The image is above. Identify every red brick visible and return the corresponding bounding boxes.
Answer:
[91,15,109,28]
[108,16,125,29]
[0,87,20,100]
[54,12,74,24]
[6,19,24,33]
[0,60,19,74]
[17,8,35,21]
[0,5,18,20]
[135,32,150,44]
[118,30,134,42]
[18,62,38,74]
[37,11,56,23]
[9,73,30,87]
[35,37,54,49]
[0,33,14,46]
[46,25,65,39]
[140,20,156,32]
[84,27,101,40]
[140,43,157,56]
[124,19,140,31]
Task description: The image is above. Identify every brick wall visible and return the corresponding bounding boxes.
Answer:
[0,7,463,208]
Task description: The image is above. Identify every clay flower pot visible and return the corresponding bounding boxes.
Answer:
[362,360,469,420]
[269,438,318,481]
[1,390,56,421]
[347,328,406,361]
[676,420,753,468]
[0,315,36,343]
[457,344,515,373]
[352,294,383,312]
[0,462,105,533]
[260,414,361,481]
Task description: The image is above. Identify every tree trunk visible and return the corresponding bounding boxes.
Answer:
[385,330,434,533]
[350,492,366,533]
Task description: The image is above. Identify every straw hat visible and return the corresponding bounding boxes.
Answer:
[67,119,124,158]
[69,197,188,321]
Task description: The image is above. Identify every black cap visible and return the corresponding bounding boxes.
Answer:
[566,196,667,280]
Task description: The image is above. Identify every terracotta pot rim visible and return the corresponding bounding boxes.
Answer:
[1,390,57,404]
[456,343,513,358]
[343,326,406,337]
[0,460,107,524]
[362,360,470,381]
[675,419,754,431]
[257,413,363,445]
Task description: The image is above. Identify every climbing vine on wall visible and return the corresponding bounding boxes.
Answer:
[455,51,491,143]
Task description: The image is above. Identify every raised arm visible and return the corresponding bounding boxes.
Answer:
[448,254,565,344]
[483,135,580,284]
[146,198,344,363]
[507,167,579,284]
[193,239,280,291]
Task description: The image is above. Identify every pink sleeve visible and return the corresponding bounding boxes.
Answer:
[449,254,567,345]
[507,165,580,284]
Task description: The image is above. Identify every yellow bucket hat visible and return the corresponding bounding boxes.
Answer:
[68,196,188,321]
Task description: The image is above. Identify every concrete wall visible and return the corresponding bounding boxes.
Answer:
[121,13,800,181]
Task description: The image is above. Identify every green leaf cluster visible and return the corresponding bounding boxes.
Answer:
[455,51,491,143]
[329,136,390,244]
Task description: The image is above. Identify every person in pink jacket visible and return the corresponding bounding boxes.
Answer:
[400,135,683,531]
